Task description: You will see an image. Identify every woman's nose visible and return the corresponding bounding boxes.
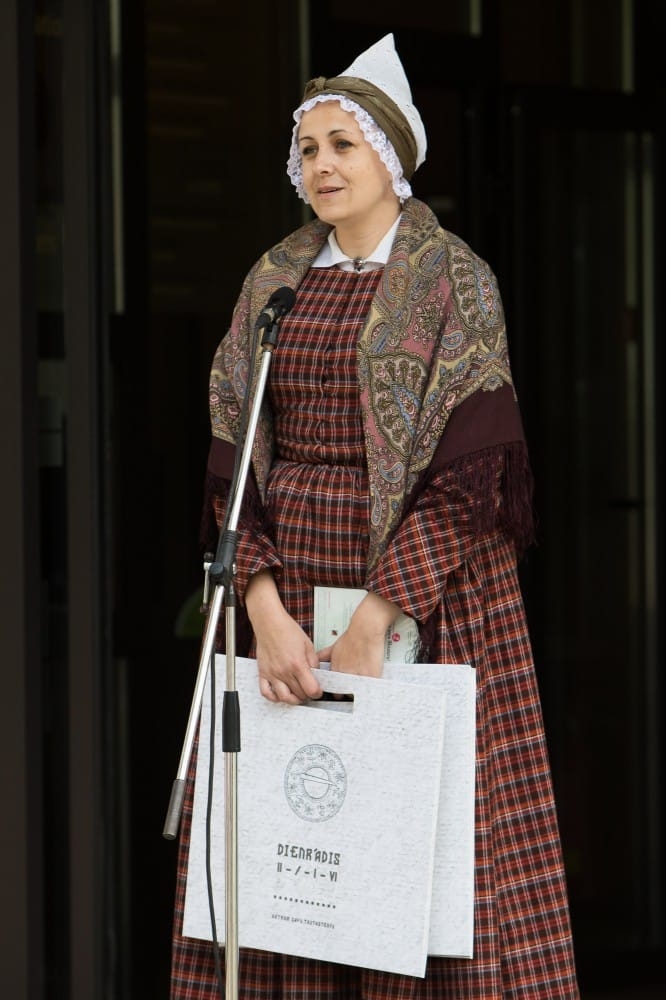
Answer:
[312,150,333,172]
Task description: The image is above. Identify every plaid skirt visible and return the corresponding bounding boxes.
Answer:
[170,476,580,997]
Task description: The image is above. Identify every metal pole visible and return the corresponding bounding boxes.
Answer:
[164,289,294,998]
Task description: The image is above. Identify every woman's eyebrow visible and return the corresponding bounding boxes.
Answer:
[298,128,353,143]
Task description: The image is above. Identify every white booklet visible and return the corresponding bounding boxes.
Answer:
[313,586,420,662]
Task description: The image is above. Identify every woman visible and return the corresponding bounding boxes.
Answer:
[171,33,580,999]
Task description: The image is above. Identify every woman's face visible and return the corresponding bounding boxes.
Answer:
[298,101,398,229]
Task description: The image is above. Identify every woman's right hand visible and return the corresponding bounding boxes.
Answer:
[245,570,322,704]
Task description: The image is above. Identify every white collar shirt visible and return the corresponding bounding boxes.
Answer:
[311,216,401,272]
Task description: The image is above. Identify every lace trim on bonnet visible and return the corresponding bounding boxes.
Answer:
[286,94,413,205]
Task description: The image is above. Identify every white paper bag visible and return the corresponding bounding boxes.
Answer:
[183,658,447,977]
[386,662,476,958]
[183,656,477,973]
[311,590,477,957]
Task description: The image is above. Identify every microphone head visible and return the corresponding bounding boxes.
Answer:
[269,286,296,317]
[255,286,297,332]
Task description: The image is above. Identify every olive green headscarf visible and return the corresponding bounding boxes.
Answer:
[302,74,418,180]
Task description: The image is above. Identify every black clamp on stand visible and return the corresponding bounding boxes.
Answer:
[162,287,295,1000]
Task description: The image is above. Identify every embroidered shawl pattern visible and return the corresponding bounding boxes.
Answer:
[209,197,519,571]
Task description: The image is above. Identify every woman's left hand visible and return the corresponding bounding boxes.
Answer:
[316,592,401,679]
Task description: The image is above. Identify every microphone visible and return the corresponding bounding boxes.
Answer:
[254,286,296,331]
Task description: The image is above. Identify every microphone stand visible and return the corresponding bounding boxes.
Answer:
[163,313,283,1000]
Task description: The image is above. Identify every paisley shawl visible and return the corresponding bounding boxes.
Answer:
[209,197,521,572]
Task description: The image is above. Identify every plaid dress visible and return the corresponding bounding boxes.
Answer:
[170,267,580,998]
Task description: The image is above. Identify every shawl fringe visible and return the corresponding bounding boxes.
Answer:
[406,440,536,557]
[199,470,269,555]
[414,440,536,662]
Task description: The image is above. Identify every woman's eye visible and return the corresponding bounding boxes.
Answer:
[300,139,352,158]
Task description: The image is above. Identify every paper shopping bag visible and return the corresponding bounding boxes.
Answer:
[183,656,448,977]
[385,662,476,958]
